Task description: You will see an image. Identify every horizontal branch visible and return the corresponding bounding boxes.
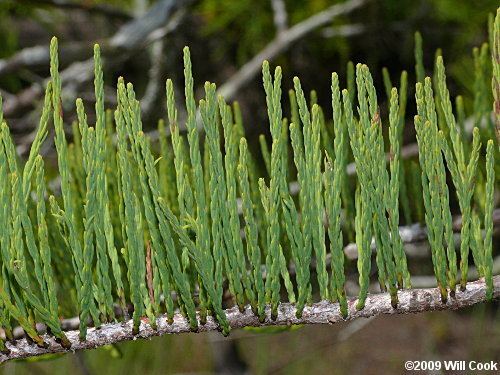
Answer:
[7,255,500,342]
[321,23,365,38]
[343,208,500,259]
[1,276,498,363]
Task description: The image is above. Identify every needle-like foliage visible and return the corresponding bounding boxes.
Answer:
[0,11,498,352]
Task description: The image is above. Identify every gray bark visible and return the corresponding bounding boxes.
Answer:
[218,0,365,101]
[2,0,191,118]
[1,275,498,363]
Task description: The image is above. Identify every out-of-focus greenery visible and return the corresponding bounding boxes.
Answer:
[0,2,22,91]
[195,0,498,90]
[0,0,497,128]
[1,0,498,96]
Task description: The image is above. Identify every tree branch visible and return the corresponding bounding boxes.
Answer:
[19,0,132,20]
[0,276,497,363]
[2,0,191,119]
[343,208,500,259]
[321,23,365,38]
[141,39,169,123]
[218,0,365,101]
[270,0,288,36]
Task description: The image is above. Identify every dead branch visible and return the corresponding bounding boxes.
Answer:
[270,0,288,36]
[141,39,168,123]
[218,0,365,101]
[2,0,191,119]
[343,208,500,259]
[18,0,132,20]
[321,23,365,38]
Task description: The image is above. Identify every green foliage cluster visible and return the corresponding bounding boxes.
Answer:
[0,7,498,354]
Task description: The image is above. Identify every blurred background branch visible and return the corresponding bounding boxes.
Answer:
[218,0,365,100]
[18,0,133,20]
[2,0,497,142]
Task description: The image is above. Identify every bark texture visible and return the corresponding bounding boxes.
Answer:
[0,276,498,363]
